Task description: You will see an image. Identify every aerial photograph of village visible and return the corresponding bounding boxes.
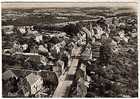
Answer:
[2,2,138,97]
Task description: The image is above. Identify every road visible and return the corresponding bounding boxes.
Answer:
[53,47,81,97]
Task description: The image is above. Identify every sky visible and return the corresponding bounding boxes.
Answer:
[2,2,137,9]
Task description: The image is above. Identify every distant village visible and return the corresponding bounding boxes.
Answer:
[2,7,138,97]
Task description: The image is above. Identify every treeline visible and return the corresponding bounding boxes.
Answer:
[2,14,92,26]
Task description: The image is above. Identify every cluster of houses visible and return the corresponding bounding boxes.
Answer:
[2,24,71,97]
[2,13,137,97]
[2,69,58,97]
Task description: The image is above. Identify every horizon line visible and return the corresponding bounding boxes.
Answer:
[2,2,137,9]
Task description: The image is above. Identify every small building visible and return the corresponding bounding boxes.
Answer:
[39,70,58,88]
[22,73,43,96]
[55,16,68,20]
[75,63,88,97]
[81,44,92,60]
[53,60,65,78]
[14,52,47,65]
[17,26,33,34]
[92,42,101,58]
[38,45,48,53]
[131,33,137,38]
[112,36,121,44]
[3,48,13,55]
[2,25,14,35]
[2,70,17,81]
[35,34,43,43]
[17,26,26,34]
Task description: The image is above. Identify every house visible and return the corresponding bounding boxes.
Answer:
[110,39,119,54]
[17,26,33,34]
[2,70,17,81]
[92,41,101,58]
[56,16,68,20]
[38,45,48,53]
[118,30,125,38]
[17,26,26,34]
[50,41,66,57]
[14,52,47,65]
[81,44,92,60]
[8,92,18,97]
[2,25,14,35]
[131,33,137,38]
[94,25,105,39]
[22,73,43,96]
[112,36,121,44]
[75,63,88,97]
[53,60,65,78]
[35,34,43,43]
[3,48,13,55]
[39,70,58,88]
[22,44,28,51]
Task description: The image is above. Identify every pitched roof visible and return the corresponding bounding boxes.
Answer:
[26,73,42,86]
[2,70,17,80]
[12,69,31,78]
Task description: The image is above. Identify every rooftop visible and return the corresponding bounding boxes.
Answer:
[26,73,42,86]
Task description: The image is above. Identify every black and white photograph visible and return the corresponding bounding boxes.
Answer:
[1,1,138,98]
